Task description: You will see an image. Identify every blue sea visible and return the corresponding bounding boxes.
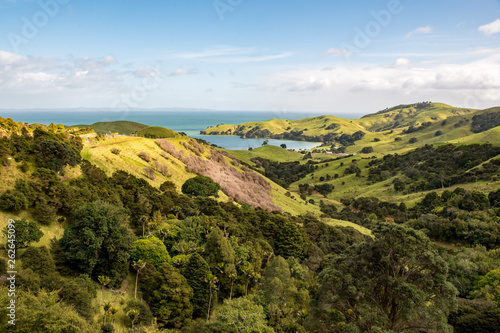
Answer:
[0,110,357,150]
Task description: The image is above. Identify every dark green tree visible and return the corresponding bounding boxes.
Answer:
[275,221,305,259]
[448,298,500,333]
[261,256,309,331]
[3,218,43,248]
[0,190,28,213]
[314,183,334,197]
[205,228,236,298]
[124,298,154,328]
[37,140,81,173]
[313,223,457,332]
[144,262,193,328]
[182,176,221,198]
[59,202,135,285]
[393,178,405,192]
[130,236,171,269]
[21,246,55,275]
[361,146,374,154]
[182,253,212,318]
[215,297,273,333]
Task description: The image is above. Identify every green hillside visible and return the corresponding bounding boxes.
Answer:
[1,102,500,333]
[357,102,475,131]
[136,126,177,138]
[75,120,149,134]
[201,114,365,141]
[227,145,304,164]
[82,135,316,216]
[202,103,490,157]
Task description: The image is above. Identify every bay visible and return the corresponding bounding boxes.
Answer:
[0,110,356,150]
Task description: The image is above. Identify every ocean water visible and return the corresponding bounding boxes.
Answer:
[0,110,355,150]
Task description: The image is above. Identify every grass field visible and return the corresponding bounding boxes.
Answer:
[227,145,304,164]
[323,218,373,237]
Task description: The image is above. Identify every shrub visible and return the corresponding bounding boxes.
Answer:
[434,130,443,137]
[110,148,121,155]
[124,299,154,328]
[182,176,220,198]
[160,181,176,192]
[138,152,151,162]
[0,258,7,275]
[394,137,402,142]
[0,190,28,212]
[143,167,155,180]
[361,146,374,154]
[2,218,43,248]
[409,137,418,143]
[315,183,334,197]
[153,161,170,177]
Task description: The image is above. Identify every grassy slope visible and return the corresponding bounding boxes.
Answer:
[324,218,373,237]
[82,135,315,216]
[227,145,304,164]
[289,146,500,208]
[357,103,474,131]
[202,115,365,137]
[82,135,210,191]
[344,107,494,155]
[76,121,149,135]
[136,126,176,138]
[203,103,491,157]
[202,103,475,137]
[221,104,496,209]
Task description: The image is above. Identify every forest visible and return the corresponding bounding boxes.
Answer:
[0,120,499,333]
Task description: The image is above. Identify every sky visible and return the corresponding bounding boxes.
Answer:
[0,0,499,115]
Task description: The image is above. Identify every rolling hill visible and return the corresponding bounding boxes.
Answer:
[81,135,318,216]
[73,120,149,135]
[202,103,500,156]
[1,102,499,332]
[213,103,500,209]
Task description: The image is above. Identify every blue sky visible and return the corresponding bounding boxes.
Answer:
[0,0,499,114]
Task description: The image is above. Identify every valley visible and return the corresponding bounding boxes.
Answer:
[0,102,499,332]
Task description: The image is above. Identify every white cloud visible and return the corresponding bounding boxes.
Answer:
[0,50,167,108]
[0,50,26,65]
[394,58,411,67]
[257,51,500,109]
[0,52,122,92]
[406,26,432,38]
[478,19,500,36]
